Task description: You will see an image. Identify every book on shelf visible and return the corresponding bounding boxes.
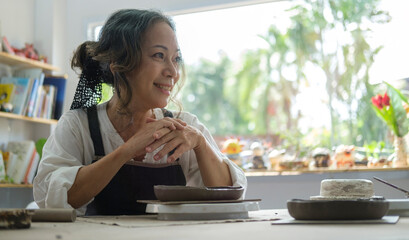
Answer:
[14,69,45,118]
[0,83,15,105]
[41,85,56,119]
[24,77,40,117]
[0,69,64,120]
[30,74,45,118]
[33,86,46,118]
[0,76,32,115]
[0,151,6,182]
[6,140,36,184]
[43,76,66,119]
[23,151,40,184]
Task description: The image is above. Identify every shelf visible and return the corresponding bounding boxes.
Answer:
[0,183,33,188]
[244,166,409,177]
[0,51,59,71]
[0,111,57,125]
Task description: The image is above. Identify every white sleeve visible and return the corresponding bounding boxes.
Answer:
[33,110,91,215]
[179,112,248,198]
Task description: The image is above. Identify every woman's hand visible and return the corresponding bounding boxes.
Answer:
[145,119,233,186]
[145,118,233,187]
[124,117,186,159]
[145,122,205,163]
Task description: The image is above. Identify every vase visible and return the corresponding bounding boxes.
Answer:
[393,136,408,167]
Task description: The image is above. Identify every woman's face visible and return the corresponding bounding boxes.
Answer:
[126,21,181,111]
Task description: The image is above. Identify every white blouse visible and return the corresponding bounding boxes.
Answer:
[33,101,247,215]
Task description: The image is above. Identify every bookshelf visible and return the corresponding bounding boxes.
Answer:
[0,52,59,71]
[0,51,61,121]
[0,183,33,188]
[0,51,62,193]
[0,111,57,125]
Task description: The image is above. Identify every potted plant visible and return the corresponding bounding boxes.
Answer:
[371,82,409,167]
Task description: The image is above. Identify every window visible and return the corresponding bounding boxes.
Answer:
[88,1,409,170]
[172,0,409,148]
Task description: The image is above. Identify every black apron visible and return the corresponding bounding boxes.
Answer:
[85,106,186,215]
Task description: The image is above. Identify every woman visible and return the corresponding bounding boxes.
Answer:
[33,9,247,216]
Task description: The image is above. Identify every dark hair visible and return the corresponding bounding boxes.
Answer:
[71,9,184,112]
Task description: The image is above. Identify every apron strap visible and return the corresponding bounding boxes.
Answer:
[161,108,174,118]
[161,108,179,158]
[87,105,105,158]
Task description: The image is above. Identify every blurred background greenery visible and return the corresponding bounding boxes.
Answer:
[174,0,400,156]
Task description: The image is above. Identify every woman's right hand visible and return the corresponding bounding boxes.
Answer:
[123,117,186,160]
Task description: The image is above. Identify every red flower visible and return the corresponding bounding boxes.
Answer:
[382,92,390,106]
[371,94,383,109]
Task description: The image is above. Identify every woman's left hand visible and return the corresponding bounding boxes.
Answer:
[146,119,233,187]
[145,122,205,163]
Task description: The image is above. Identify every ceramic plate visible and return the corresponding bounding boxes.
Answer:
[386,199,409,217]
[154,185,244,201]
[287,199,389,220]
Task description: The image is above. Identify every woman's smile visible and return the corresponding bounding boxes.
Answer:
[153,82,173,95]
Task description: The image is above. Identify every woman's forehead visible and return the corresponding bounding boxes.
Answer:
[142,22,179,51]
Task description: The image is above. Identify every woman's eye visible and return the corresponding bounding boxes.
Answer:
[153,53,164,59]
[174,56,183,64]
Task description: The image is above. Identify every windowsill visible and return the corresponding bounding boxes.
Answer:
[244,166,409,176]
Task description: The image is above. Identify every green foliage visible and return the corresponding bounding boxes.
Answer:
[35,138,47,159]
[363,141,386,160]
[180,53,246,135]
[180,0,391,151]
[1,175,14,184]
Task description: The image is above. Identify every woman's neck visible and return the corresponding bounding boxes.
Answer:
[106,96,154,140]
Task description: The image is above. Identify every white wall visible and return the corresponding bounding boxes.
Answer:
[0,0,35,47]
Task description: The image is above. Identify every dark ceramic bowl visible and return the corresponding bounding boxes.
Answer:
[287,198,389,220]
[154,185,244,201]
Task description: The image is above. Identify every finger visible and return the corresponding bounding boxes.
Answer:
[167,145,186,163]
[146,118,176,131]
[162,117,185,130]
[175,118,188,126]
[160,118,177,130]
[152,127,172,140]
[173,120,186,129]
[169,117,187,128]
[153,140,183,161]
[146,117,156,123]
[146,131,176,153]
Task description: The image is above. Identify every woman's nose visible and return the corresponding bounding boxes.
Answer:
[164,59,178,78]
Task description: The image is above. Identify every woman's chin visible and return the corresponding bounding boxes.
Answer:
[155,100,169,109]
